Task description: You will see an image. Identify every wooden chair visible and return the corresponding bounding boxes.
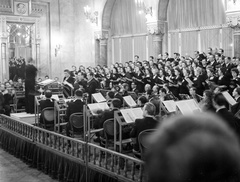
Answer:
[69,112,84,139]
[40,107,54,130]
[100,118,117,149]
[138,129,156,160]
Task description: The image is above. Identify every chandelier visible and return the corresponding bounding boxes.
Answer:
[135,0,152,18]
[84,5,98,26]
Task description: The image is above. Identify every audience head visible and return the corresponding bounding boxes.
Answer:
[106,91,115,100]
[212,93,227,109]
[110,98,121,109]
[64,69,71,77]
[87,71,94,80]
[233,87,240,98]
[45,90,52,99]
[75,89,83,98]
[189,87,197,96]
[159,88,167,97]
[146,113,240,182]
[144,84,151,92]
[143,102,156,117]
[137,96,148,107]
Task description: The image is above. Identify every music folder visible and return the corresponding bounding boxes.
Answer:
[88,102,110,115]
[222,91,237,106]
[123,95,137,107]
[162,100,176,113]
[92,93,106,103]
[175,99,201,115]
[38,79,56,86]
[120,108,143,123]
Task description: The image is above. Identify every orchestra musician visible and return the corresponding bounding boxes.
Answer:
[63,69,75,98]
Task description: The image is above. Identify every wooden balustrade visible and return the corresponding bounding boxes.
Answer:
[0,114,145,182]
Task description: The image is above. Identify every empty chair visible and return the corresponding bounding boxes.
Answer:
[40,107,54,130]
[69,112,84,138]
[138,129,156,160]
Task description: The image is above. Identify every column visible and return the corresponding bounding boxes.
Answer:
[147,20,165,58]
[153,34,163,58]
[1,42,6,81]
[99,38,108,66]
[94,30,109,66]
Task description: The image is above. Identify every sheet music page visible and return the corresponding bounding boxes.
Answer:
[123,96,137,107]
[88,103,101,115]
[222,91,237,105]
[52,94,59,101]
[98,102,110,111]
[38,79,55,86]
[176,99,200,115]
[120,109,134,123]
[185,78,193,85]
[92,93,106,103]
[131,108,143,121]
[163,100,176,112]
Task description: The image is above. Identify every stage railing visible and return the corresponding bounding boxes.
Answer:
[0,114,145,182]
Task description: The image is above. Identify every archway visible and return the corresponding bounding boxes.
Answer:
[100,0,171,65]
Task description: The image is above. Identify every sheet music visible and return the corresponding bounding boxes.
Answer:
[51,94,59,101]
[120,108,143,123]
[222,91,237,105]
[92,93,106,103]
[88,102,109,115]
[185,78,193,85]
[123,96,137,107]
[176,99,200,115]
[38,79,55,86]
[163,100,176,112]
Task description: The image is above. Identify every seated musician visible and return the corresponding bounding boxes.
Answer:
[213,93,240,138]
[93,98,122,142]
[66,90,85,137]
[121,83,129,97]
[131,82,139,95]
[0,84,13,116]
[63,69,75,98]
[159,88,174,101]
[39,90,54,124]
[112,85,123,106]
[231,87,240,115]
[144,84,152,100]
[137,96,148,108]
[130,102,159,153]
[86,71,99,102]
[189,87,201,103]
[74,72,87,91]
[106,91,115,106]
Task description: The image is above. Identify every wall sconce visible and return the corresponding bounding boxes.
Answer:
[135,0,153,21]
[55,44,61,57]
[84,5,98,26]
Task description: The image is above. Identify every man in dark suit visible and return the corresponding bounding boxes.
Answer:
[39,90,54,124]
[74,72,87,91]
[231,87,240,115]
[86,71,99,102]
[213,93,240,138]
[66,90,85,136]
[93,98,122,142]
[63,69,75,98]
[130,102,159,152]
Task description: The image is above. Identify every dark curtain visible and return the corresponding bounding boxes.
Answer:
[0,129,118,182]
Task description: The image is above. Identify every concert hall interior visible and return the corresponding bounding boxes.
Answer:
[1,0,240,182]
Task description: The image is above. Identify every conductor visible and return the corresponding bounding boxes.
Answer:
[25,58,37,114]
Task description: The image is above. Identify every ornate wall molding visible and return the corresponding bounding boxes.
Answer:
[168,24,229,33]
[147,20,165,35]
[94,30,109,40]
[0,0,13,13]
